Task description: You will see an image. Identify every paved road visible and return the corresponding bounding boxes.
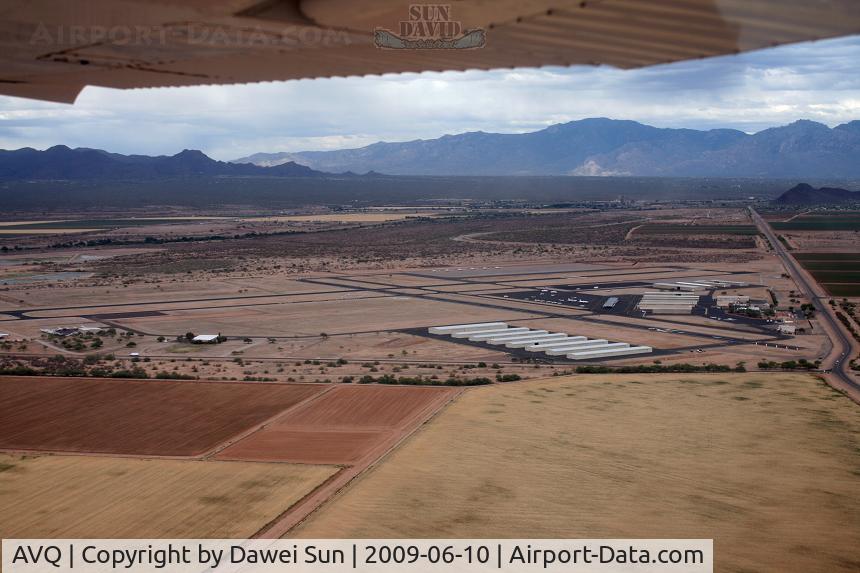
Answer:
[749,207,858,394]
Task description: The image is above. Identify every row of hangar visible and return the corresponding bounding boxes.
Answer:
[429,322,652,360]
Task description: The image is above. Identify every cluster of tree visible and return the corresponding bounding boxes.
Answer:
[575,363,739,374]
[89,366,150,378]
[834,310,860,343]
[757,358,820,370]
[155,371,197,380]
[0,355,148,379]
[343,374,492,386]
[43,328,117,351]
[47,230,304,251]
[798,303,816,318]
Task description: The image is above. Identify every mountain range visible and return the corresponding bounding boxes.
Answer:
[233,118,860,178]
[4,118,859,181]
[773,183,860,205]
[0,146,324,180]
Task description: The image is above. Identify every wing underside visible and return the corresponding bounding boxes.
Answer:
[1,0,859,102]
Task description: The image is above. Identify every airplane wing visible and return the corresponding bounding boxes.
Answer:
[1,0,859,103]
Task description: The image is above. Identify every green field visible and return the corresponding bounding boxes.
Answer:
[636,224,759,236]
[809,271,860,283]
[799,261,860,272]
[795,252,860,262]
[773,215,860,231]
[821,284,860,297]
[795,252,860,297]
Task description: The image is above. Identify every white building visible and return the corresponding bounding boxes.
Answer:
[40,327,79,337]
[715,295,750,308]
[428,322,507,335]
[778,323,796,335]
[638,292,700,315]
[192,334,220,344]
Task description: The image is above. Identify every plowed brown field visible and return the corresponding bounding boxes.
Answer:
[218,385,457,465]
[0,377,325,456]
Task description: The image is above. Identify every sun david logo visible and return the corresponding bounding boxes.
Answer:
[374,4,486,50]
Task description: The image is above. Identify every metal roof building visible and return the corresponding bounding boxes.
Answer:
[192,334,220,343]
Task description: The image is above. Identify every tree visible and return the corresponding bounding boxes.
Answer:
[185,332,195,341]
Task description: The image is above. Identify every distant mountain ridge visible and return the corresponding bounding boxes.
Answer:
[0,145,326,180]
[773,183,860,205]
[233,118,860,178]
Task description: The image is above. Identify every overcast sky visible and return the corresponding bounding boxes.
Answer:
[1,35,858,160]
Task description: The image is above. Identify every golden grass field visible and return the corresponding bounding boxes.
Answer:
[293,373,860,573]
[0,220,65,227]
[0,454,337,538]
[0,229,102,234]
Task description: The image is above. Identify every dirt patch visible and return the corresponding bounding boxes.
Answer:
[218,385,457,464]
[221,430,384,465]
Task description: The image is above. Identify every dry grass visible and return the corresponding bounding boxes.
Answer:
[248,213,436,223]
[293,373,860,573]
[0,454,337,538]
[119,295,539,338]
[0,220,65,227]
[0,228,102,234]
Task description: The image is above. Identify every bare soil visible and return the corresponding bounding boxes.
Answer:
[218,385,457,464]
[0,377,325,456]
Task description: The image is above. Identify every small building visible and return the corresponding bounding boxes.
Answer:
[652,282,703,292]
[778,323,796,335]
[40,327,79,337]
[0,333,9,339]
[428,322,507,335]
[716,295,750,308]
[192,334,220,344]
[638,292,700,314]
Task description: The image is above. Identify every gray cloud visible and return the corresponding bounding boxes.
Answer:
[0,35,858,160]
